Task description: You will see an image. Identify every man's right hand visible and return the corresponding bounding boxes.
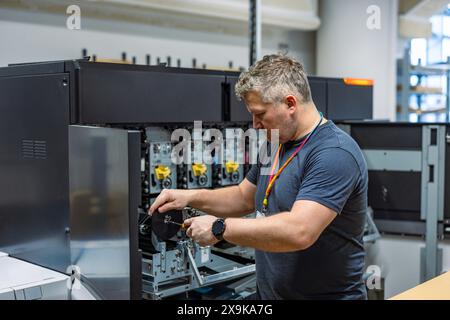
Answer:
[148,189,195,215]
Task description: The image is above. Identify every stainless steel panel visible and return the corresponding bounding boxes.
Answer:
[69,125,141,300]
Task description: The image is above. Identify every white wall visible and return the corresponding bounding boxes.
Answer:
[366,236,423,298]
[366,236,450,298]
[317,0,398,120]
[0,8,316,73]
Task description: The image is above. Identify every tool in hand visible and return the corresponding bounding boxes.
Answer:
[164,215,187,230]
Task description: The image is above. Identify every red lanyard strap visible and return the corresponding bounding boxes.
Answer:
[262,113,323,210]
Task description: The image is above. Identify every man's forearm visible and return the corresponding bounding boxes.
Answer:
[222,213,310,252]
[188,186,254,218]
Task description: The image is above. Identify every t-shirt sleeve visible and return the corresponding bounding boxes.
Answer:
[296,147,361,214]
[245,164,260,185]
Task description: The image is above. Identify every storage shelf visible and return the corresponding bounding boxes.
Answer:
[397,46,450,121]
[397,85,446,95]
[408,107,447,114]
[410,65,450,76]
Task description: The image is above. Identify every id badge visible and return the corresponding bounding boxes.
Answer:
[255,210,266,218]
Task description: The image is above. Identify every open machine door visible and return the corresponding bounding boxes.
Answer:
[68,125,142,300]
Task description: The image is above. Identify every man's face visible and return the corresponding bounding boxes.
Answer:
[245,91,297,143]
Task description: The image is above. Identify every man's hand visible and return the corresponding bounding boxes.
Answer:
[149,189,195,215]
[183,215,219,247]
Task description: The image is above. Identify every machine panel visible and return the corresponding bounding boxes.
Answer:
[145,127,177,195]
[351,124,422,150]
[228,75,252,122]
[368,171,421,219]
[309,77,327,117]
[69,125,142,300]
[77,63,224,124]
[0,73,71,272]
[327,79,373,120]
[445,125,450,226]
[343,122,450,237]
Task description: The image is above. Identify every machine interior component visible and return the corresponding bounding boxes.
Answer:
[145,127,177,195]
[151,210,184,241]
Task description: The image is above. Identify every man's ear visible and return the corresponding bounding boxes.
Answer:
[285,95,297,112]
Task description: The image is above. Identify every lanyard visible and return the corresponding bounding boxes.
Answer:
[262,113,323,213]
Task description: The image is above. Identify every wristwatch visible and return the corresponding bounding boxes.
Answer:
[212,218,226,241]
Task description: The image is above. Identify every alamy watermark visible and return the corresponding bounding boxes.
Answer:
[66,5,81,30]
[366,5,381,30]
[365,265,382,290]
[169,121,279,176]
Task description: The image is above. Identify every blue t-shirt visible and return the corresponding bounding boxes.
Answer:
[246,121,368,300]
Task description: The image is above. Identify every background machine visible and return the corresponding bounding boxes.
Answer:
[338,122,450,282]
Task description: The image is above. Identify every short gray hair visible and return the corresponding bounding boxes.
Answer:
[235,54,312,105]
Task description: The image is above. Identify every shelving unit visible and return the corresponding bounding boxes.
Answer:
[397,47,450,121]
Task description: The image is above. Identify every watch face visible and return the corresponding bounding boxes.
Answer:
[212,219,225,236]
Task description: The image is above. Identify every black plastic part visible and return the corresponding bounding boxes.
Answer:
[445,126,450,222]
[227,75,251,122]
[430,128,437,145]
[127,132,143,300]
[151,210,184,241]
[350,123,422,150]
[327,79,373,120]
[368,171,421,213]
[74,62,225,124]
[309,76,327,117]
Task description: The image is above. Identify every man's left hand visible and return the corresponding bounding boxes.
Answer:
[183,215,220,247]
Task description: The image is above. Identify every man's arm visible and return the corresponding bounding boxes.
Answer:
[185,147,361,250]
[184,200,337,251]
[223,200,337,252]
[149,178,256,218]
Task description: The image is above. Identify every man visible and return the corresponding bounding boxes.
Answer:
[149,54,368,300]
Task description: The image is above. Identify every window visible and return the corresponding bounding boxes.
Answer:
[411,39,427,65]
[407,6,450,121]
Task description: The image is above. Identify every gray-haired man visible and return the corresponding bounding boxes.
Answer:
[150,54,368,300]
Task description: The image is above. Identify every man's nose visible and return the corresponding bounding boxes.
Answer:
[253,115,262,129]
